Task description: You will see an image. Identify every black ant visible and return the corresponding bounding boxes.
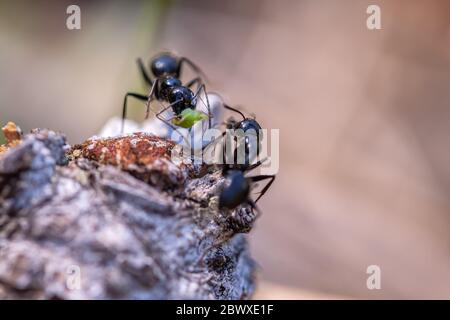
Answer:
[194,106,276,268]
[121,52,212,135]
[215,105,275,216]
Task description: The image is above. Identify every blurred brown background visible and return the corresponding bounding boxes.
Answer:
[1,0,450,299]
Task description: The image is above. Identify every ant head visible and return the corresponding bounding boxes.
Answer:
[151,53,179,77]
[159,76,182,99]
[168,86,196,115]
[237,118,262,133]
[237,118,263,169]
[236,119,263,142]
[219,170,250,210]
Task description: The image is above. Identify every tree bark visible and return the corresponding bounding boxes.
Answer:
[0,125,256,299]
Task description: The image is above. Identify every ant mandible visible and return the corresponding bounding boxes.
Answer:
[121,52,212,135]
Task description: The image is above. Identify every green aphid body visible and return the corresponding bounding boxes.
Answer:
[172,109,208,128]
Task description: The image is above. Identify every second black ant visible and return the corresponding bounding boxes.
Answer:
[194,105,276,267]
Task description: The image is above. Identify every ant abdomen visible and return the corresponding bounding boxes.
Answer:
[219,170,250,210]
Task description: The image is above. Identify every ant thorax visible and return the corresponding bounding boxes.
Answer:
[158,76,182,100]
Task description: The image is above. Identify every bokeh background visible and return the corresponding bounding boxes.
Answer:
[1,0,450,299]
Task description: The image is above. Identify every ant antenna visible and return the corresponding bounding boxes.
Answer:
[178,57,210,83]
[224,104,246,120]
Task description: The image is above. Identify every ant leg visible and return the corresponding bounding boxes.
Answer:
[154,98,180,119]
[243,156,270,173]
[224,104,246,120]
[201,130,227,166]
[248,175,276,203]
[178,57,209,82]
[144,78,159,119]
[193,84,212,129]
[121,92,148,134]
[156,113,190,147]
[202,130,226,152]
[153,99,190,146]
[244,160,264,173]
[185,77,202,90]
[247,199,262,219]
[137,58,153,86]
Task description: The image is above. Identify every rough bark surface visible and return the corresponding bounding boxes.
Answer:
[0,125,257,299]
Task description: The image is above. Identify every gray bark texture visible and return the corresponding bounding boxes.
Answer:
[0,125,257,299]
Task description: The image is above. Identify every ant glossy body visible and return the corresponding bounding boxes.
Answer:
[121,52,211,134]
[215,105,275,215]
[194,106,276,267]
